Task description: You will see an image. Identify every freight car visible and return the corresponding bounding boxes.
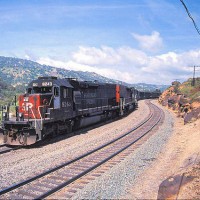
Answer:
[0,77,138,146]
[138,89,161,100]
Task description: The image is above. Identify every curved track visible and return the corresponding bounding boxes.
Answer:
[0,100,164,199]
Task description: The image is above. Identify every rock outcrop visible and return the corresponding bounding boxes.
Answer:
[159,78,200,124]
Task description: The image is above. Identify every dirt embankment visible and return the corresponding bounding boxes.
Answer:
[159,79,200,124]
[157,80,200,199]
[157,115,200,199]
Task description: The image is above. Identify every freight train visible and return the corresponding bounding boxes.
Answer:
[0,76,160,146]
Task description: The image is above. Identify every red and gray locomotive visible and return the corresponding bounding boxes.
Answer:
[0,76,138,145]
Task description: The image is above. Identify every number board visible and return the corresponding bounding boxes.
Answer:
[42,82,53,87]
[32,83,38,87]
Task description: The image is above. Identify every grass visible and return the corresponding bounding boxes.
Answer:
[178,78,200,102]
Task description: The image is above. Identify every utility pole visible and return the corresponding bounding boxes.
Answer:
[192,66,196,86]
[191,66,200,86]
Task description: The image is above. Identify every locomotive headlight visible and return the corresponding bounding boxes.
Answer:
[24,97,29,102]
[18,112,24,121]
[2,112,7,120]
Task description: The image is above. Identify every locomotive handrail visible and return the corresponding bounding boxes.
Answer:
[48,94,54,107]
[38,106,44,130]
[29,107,36,119]
[78,98,110,115]
[30,107,37,129]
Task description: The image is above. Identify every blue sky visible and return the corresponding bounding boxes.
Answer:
[0,0,200,84]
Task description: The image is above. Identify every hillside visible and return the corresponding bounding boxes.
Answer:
[0,56,118,88]
[0,78,16,105]
[131,82,168,92]
[159,78,200,123]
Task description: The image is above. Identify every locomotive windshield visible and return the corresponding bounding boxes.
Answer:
[27,87,53,94]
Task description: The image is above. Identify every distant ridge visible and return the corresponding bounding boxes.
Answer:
[0,56,169,92]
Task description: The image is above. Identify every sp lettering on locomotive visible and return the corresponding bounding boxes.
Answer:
[22,102,33,111]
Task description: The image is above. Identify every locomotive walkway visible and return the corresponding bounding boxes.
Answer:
[0,100,164,199]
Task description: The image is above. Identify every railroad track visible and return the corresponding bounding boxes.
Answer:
[0,144,19,155]
[0,100,164,199]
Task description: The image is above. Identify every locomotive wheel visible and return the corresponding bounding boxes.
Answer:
[73,119,81,131]
[67,121,73,133]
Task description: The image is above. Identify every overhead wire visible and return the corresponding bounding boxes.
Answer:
[180,0,200,35]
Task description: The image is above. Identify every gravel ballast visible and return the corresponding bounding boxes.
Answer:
[0,100,174,199]
[0,100,149,189]
[71,101,174,199]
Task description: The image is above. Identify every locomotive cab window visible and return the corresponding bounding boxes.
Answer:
[28,87,52,94]
[54,87,59,97]
[41,87,52,93]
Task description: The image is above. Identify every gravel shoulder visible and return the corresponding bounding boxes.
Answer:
[124,102,200,199]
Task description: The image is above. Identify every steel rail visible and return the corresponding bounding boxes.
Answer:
[0,101,162,199]
[38,103,163,199]
[0,145,19,155]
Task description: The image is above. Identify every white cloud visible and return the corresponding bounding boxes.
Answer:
[132,31,163,53]
[72,46,121,66]
[72,46,148,69]
[37,57,97,72]
[35,45,200,85]
[117,46,148,66]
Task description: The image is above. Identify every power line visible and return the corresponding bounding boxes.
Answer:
[180,0,200,35]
